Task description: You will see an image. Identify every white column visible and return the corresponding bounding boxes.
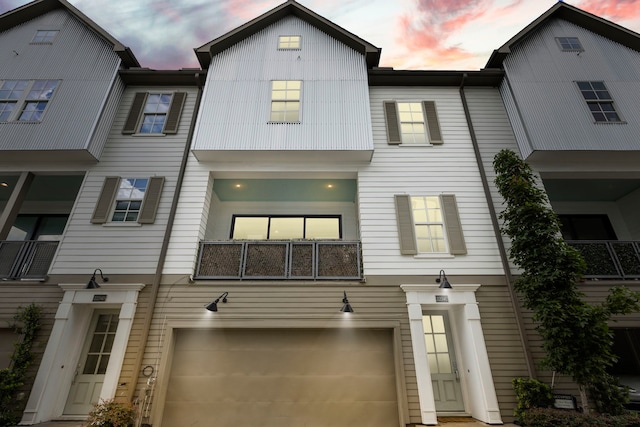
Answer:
[406,303,438,425]
[462,303,502,424]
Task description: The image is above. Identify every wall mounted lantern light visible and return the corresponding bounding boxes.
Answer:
[436,270,452,289]
[86,269,109,289]
[340,291,354,313]
[206,292,229,312]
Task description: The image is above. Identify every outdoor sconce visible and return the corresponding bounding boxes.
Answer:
[206,292,229,312]
[86,269,109,289]
[436,270,452,289]
[340,291,354,313]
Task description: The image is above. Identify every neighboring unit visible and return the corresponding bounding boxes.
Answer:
[482,2,640,394]
[0,0,202,424]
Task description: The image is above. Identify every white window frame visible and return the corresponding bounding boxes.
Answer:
[111,178,149,222]
[410,196,447,253]
[278,35,301,49]
[269,80,301,123]
[0,79,59,122]
[398,102,428,144]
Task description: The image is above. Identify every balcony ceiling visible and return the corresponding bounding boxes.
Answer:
[213,179,356,202]
[0,175,83,202]
[544,179,640,202]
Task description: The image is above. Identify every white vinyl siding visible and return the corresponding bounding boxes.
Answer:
[49,86,198,275]
[363,86,504,276]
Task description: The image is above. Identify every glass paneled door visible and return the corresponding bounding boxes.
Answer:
[64,312,119,415]
[423,312,464,412]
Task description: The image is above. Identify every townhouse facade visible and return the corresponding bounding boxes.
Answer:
[2,0,639,426]
[479,2,640,394]
[125,2,529,426]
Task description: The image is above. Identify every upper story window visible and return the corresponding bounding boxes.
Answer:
[384,100,443,145]
[31,30,59,44]
[576,81,622,123]
[278,35,301,49]
[112,178,149,222]
[231,215,341,240]
[394,194,467,256]
[0,79,59,122]
[270,81,301,122]
[410,196,446,252]
[90,176,165,225]
[556,37,583,51]
[122,92,187,135]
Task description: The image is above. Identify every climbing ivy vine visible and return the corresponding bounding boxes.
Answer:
[0,304,42,427]
[493,149,640,414]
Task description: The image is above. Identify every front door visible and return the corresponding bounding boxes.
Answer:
[423,312,464,412]
[64,312,119,415]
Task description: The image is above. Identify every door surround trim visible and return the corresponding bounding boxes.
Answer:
[401,284,502,426]
[20,283,145,425]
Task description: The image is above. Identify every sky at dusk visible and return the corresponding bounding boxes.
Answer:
[1,0,640,70]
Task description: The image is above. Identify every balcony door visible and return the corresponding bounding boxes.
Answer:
[64,311,119,415]
[7,214,68,241]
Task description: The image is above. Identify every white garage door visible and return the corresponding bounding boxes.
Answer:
[162,328,399,427]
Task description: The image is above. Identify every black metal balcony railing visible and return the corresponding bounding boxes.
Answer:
[0,240,58,280]
[567,240,640,279]
[195,241,362,280]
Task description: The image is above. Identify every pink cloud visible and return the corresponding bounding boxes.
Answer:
[224,0,276,21]
[577,0,640,22]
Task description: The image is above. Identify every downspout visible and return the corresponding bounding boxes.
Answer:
[126,73,205,401]
[458,73,535,378]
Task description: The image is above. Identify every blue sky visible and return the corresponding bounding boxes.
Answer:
[1,0,640,70]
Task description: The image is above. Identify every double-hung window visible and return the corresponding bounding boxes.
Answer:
[576,81,622,123]
[270,81,301,122]
[122,92,187,135]
[90,176,165,225]
[394,194,466,255]
[0,79,59,122]
[384,100,443,145]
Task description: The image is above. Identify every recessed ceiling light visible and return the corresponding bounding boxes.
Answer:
[327,184,333,188]
[0,182,8,187]
[235,184,242,188]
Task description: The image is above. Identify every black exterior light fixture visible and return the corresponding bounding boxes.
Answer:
[436,270,452,289]
[340,291,354,313]
[206,292,229,312]
[86,269,109,289]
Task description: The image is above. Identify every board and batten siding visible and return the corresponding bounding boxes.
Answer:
[192,15,373,154]
[0,9,122,158]
[502,19,640,156]
[361,86,504,276]
[49,86,198,275]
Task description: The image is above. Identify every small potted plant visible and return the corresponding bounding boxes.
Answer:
[85,399,136,427]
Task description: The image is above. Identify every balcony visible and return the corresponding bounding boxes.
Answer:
[568,241,640,279]
[0,240,59,280]
[195,241,362,280]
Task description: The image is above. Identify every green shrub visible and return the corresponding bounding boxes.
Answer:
[523,407,640,427]
[85,399,136,427]
[512,377,554,424]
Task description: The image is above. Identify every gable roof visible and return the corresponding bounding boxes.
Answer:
[195,0,381,69]
[485,2,640,68]
[0,0,139,67]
